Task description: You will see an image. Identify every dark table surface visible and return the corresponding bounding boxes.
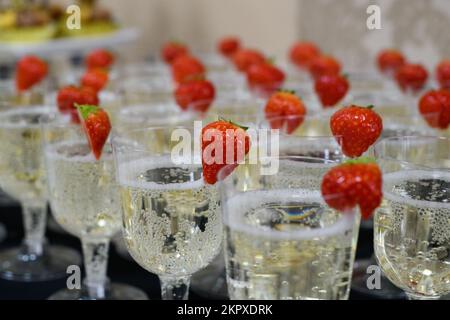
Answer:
[0,200,389,300]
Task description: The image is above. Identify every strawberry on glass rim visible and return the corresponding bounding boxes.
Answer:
[436,60,450,90]
[321,157,383,220]
[264,90,307,134]
[76,105,111,160]
[309,55,341,80]
[218,36,241,58]
[171,55,205,84]
[330,105,383,158]
[376,49,406,75]
[57,85,99,123]
[289,41,321,70]
[15,55,48,92]
[246,61,285,97]
[86,49,115,70]
[174,78,215,114]
[232,49,266,72]
[201,120,251,185]
[395,63,428,93]
[314,73,350,108]
[161,41,190,64]
[418,89,450,130]
[81,68,109,93]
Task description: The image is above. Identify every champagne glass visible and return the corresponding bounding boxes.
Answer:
[218,155,361,300]
[373,136,450,300]
[41,113,147,300]
[113,126,223,300]
[0,106,81,281]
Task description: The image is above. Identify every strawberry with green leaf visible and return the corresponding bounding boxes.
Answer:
[321,157,383,220]
[77,105,111,160]
[264,90,307,134]
[330,105,383,158]
[201,120,250,184]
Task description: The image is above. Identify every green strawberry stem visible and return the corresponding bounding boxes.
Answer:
[76,104,99,120]
[277,88,297,95]
[218,117,249,131]
[344,157,377,165]
[366,105,375,109]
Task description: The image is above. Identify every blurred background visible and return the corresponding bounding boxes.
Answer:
[2,0,450,68]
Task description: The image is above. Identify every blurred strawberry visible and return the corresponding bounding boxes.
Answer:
[232,49,265,72]
[418,89,450,130]
[171,55,205,84]
[81,68,109,93]
[218,37,241,58]
[15,55,48,92]
[289,42,321,70]
[86,49,115,70]
[174,79,215,113]
[309,55,341,79]
[436,60,450,90]
[395,63,428,93]
[57,85,99,123]
[161,41,189,64]
[377,49,406,75]
[314,74,349,108]
[264,90,307,134]
[246,62,285,96]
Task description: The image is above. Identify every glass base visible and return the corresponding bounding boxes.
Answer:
[351,258,406,300]
[0,223,6,243]
[0,245,81,282]
[48,283,148,300]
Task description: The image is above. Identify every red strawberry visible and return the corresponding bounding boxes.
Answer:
[201,120,250,185]
[57,86,99,122]
[330,105,383,158]
[171,55,205,84]
[161,42,189,64]
[314,74,350,108]
[418,89,450,130]
[264,90,307,134]
[81,68,109,93]
[436,60,450,90]
[246,62,285,96]
[232,49,265,72]
[309,55,341,79]
[174,79,215,113]
[321,158,382,219]
[289,42,321,69]
[77,105,111,160]
[86,49,114,70]
[15,55,48,92]
[377,49,406,75]
[218,37,241,58]
[395,63,428,93]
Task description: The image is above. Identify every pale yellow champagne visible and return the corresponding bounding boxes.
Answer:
[224,189,359,300]
[0,107,50,202]
[118,158,222,276]
[374,170,450,298]
[45,141,121,239]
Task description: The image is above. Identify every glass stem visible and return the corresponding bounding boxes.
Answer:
[81,237,110,300]
[21,202,47,257]
[159,275,190,300]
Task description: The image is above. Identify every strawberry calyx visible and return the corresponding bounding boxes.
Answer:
[277,88,297,95]
[218,117,249,131]
[343,157,377,165]
[77,104,100,120]
[366,105,375,109]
